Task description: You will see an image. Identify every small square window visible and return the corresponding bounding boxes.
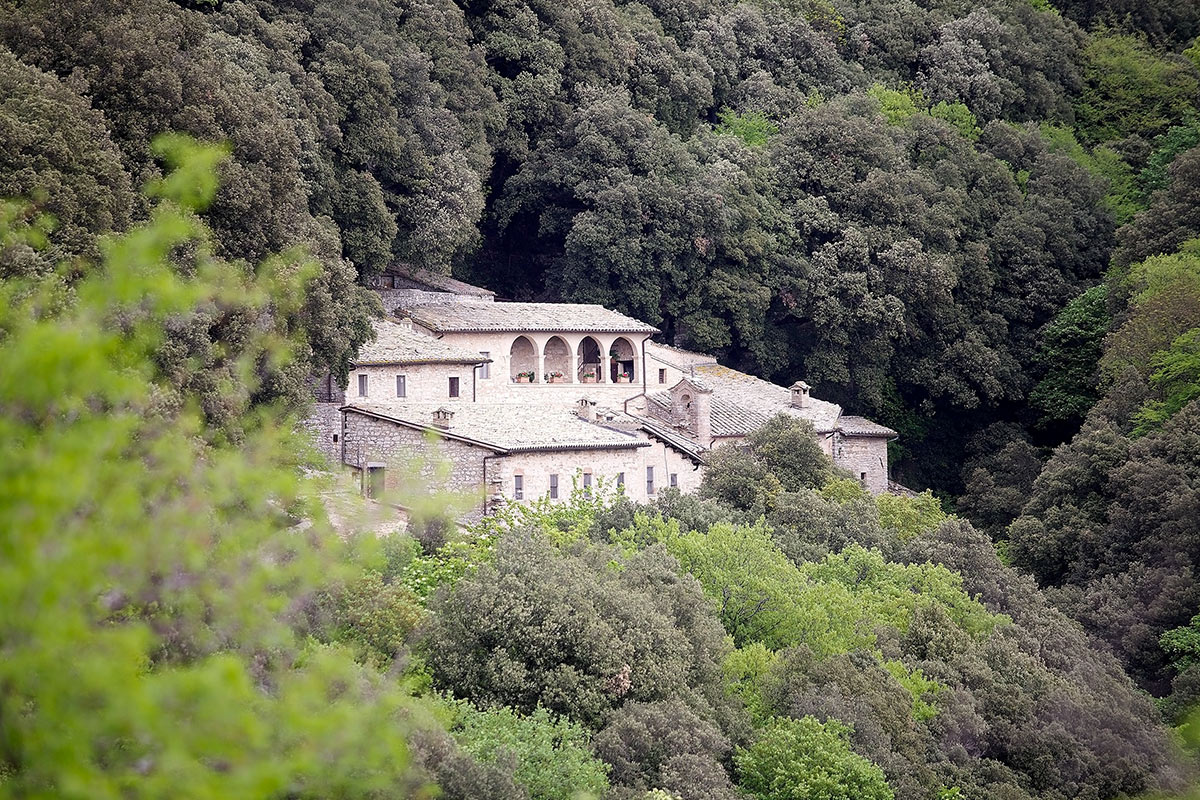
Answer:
[449,376,460,398]
[514,474,524,500]
[550,474,559,499]
[396,374,407,398]
[658,368,667,384]
[357,374,368,397]
[480,353,490,379]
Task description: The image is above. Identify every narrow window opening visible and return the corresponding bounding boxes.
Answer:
[449,376,460,398]
[583,472,592,494]
[617,472,625,487]
[480,353,490,379]
[658,368,667,384]
[670,473,678,488]
[514,474,524,500]
[396,374,407,398]
[646,466,655,495]
[550,474,559,499]
[357,373,368,397]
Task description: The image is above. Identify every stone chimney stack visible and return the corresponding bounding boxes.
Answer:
[432,406,454,428]
[576,396,597,423]
[790,380,811,409]
[671,377,713,449]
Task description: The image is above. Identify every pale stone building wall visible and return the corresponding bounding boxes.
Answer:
[341,410,495,520]
[493,436,702,505]
[422,330,654,406]
[833,434,890,494]
[299,402,343,465]
[348,362,479,404]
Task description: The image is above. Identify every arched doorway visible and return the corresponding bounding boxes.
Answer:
[510,335,537,382]
[577,336,602,383]
[610,337,636,383]
[543,336,571,383]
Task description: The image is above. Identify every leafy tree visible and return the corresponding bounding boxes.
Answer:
[454,704,610,800]
[734,716,893,800]
[594,700,738,800]
[420,530,732,728]
[1074,29,1200,145]
[0,138,431,797]
[0,46,132,274]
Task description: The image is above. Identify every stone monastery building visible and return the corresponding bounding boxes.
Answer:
[309,267,897,520]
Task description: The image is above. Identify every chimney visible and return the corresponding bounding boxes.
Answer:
[790,380,811,409]
[577,396,597,423]
[672,378,713,449]
[432,406,454,428]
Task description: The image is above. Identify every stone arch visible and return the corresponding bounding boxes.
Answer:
[577,336,602,383]
[510,335,537,382]
[544,336,571,382]
[609,336,637,383]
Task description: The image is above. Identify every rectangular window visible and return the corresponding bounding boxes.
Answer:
[860,472,867,483]
[582,472,592,494]
[357,373,368,397]
[670,473,678,488]
[396,374,407,398]
[617,472,625,487]
[514,475,524,500]
[480,353,490,379]
[449,376,460,398]
[550,474,559,499]
[659,368,667,384]
[646,466,655,495]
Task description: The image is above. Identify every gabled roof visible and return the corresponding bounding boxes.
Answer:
[342,403,650,453]
[353,318,490,366]
[384,265,495,298]
[646,340,719,368]
[638,419,707,464]
[692,363,843,434]
[401,301,660,335]
[837,416,898,438]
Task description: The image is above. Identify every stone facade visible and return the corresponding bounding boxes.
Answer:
[832,434,890,495]
[341,409,497,520]
[419,330,655,404]
[349,363,479,404]
[303,281,901,518]
[300,401,343,464]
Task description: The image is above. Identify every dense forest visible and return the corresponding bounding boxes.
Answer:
[5,0,1200,796]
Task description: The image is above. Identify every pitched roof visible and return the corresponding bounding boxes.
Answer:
[638,419,708,464]
[837,416,898,438]
[401,301,660,335]
[646,340,719,368]
[385,265,495,298]
[353,318,490,366]
[342,402,650,453]
[692,363,843,434]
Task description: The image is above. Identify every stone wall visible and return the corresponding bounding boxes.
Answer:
[833,434,890,495]
[349,362,478,404]
[299,402,343,465]
[432,331,652,407]
[341,410,495,519]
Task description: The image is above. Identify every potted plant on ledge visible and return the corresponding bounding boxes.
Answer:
[581,366,598,383]
[616,371,631,384]
[547,370,565,384]
[515,371,535,384]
